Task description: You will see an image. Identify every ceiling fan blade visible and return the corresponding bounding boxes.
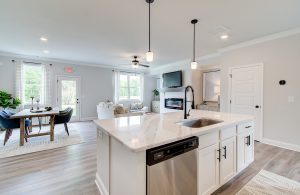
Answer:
[139,64,150,68]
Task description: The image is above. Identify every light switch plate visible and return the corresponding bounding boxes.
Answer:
[288,96,295,103]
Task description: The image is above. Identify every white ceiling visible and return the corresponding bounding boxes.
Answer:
[0,0,300,68]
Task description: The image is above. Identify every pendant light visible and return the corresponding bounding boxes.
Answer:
[191,19,198,69]
[146,0,154,62]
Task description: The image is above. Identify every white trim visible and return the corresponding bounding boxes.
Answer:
[219,27,300,53]
[0,51,148,73]
[228,63,264,141]
[150,27,300,74]
[95,173,109,195]
[80,117,98,121]
[1,27,299,75]
[261,138,300,152]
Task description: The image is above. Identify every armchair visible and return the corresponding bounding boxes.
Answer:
[0,110,30,145]
[54,107,73,136]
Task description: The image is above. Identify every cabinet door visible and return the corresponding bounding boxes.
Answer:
[220,137,236,185]
[198,144,220,195]
[237,132,247,172]
[245,131,254,165]
[96,129,110,194]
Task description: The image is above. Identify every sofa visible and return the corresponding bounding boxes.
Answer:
[96,101,149,120]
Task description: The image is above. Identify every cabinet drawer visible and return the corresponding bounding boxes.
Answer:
[237,121,254,134]
[220,126,236,140]
[198,132,218,150]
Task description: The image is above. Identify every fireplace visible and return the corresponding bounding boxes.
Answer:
[165,98,184,110]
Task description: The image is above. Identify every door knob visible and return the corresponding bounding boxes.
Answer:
[255,105,260,108]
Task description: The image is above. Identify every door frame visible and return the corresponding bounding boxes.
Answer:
[228,63,264,141]
[56,75,81,121]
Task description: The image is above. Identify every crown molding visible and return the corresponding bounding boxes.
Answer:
[1,27,299,75]
[219,27,300,53]
[0,51,149,73]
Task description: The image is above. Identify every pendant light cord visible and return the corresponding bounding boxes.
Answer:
[193,23,195,61]
[148,1,151,52]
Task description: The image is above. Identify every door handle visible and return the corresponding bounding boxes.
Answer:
[217,149,221,162]
[255,105,260,108]
[222,146,227,159]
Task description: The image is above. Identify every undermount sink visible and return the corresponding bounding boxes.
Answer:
[177,118,223,128]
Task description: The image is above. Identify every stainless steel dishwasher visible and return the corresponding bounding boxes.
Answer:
[146,136,199,195]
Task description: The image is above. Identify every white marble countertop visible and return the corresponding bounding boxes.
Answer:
[93,110,254,152]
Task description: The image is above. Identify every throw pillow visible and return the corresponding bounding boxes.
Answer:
[130,102,143,110]
[114,105,126,114]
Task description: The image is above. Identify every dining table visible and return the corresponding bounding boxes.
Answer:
[10,109,60,146]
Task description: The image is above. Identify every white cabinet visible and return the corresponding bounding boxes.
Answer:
[245,131,254,164]
[96,129,110,195]
[237,123,254,172]
[198,126,236,195]
[219,137,236,185]
[198,144,220,195]
[197,123,255,195]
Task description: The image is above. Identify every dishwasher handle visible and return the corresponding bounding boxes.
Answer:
[146,136,199,166]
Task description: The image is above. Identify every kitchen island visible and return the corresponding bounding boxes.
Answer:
[94,110,255,195]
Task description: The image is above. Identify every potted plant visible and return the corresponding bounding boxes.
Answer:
[0,90,21,110]
[152,89,160,101]
[0,91,21,131]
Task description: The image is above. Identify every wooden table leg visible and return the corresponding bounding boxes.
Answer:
[20,118,25,146]
[50,115,55,141]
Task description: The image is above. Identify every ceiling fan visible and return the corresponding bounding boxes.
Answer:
[130,56,150,68]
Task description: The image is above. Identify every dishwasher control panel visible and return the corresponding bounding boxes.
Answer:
[146,136,199,166]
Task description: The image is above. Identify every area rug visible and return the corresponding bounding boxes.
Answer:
[0,124,83,159]
[237,170,300,195]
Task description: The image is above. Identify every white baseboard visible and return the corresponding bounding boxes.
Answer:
[261,138,300,152]
[80,117,98,122]
[95,173,109,195]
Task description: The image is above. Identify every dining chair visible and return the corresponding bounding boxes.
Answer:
[0,110,31,145]
[4,109,33,132]
[54,107,73,136]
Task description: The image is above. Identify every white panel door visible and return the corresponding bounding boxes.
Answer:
[57,76,81,121]
[198,144,220,195]
[229,64,263,141]
[220,137,236,185]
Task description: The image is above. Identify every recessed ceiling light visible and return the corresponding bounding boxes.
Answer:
[220,34,229,40]
[43,50,50,54]
[40,37,48,42]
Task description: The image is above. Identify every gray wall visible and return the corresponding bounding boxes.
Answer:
[0,55,156,119]
[219,33,300,147]
[144,76,158,109]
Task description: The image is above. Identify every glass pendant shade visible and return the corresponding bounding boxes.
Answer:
[146,51,154,62]
[191,61,197,69]
[132,62,139,69]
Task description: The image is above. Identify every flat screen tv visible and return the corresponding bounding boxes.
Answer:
[162,71,182,88]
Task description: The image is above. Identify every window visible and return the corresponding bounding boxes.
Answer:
[22,64,45,104]
[15,63,51,106]
[116,72,143,101]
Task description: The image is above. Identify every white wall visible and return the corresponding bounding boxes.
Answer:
[219,33,300,148]
[143,76,158,109]
[0,55,157,120]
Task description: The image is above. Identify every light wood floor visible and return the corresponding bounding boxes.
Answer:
[0,121,299,195]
